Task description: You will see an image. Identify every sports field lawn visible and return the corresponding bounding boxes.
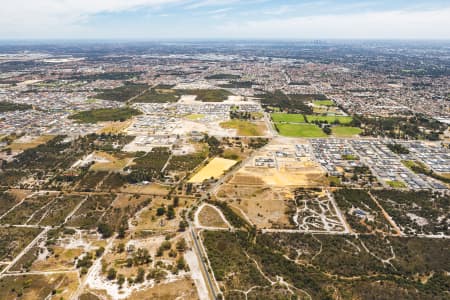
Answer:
[386,180,407,188]
[271,113,305,123]
[313,100,335,106]
[275,123,327,138]
[185,114,205,120]
[220,120,265,136]
[332,126,362,137]
[306,115,353,124]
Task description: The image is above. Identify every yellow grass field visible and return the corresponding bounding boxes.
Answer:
[89,151,132,172]
[189,157,237,183]
[98,120,132,134]
[9,135,55,151]
[121,183,170,196]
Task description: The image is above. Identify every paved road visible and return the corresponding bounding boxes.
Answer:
[189,224,217,300]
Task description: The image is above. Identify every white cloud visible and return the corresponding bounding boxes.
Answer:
[0,0,182,37]
[218,8,450,39]
[184,0,240,10]
[1,1,449,39]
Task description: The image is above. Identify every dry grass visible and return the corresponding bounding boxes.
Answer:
[189,158,237,183]
[112,193,149,209]
[131,197,195,233]
[32,247,83,272]
[230,166,326,187]
[217,185,295,229]
[128,277,199,300]
[198,205,228,228]
[98,120,132,134]
[121,183,170,196]
[90,151,133,172]
[9,135,55,151]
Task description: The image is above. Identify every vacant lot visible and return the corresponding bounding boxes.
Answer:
[189,157,237,183]
[0,193,58,225]
[132,88,180,103]
[217,184,295,229]
[0,227,41,262]
[9,135,55,151]
[0,189,24,215]
[70,107,141,123]
[333,189,396,234]
[371,189,449,236]
[177,89,232,102]
[128,277,199,300]
[0,273,79,300]
[98,120,133,134]
[28,194,85,226]
[89,152,133,172]
[197,204,229,228]
[220,120,267,136]
[204,231,450,300]
[66,194,116,229]
[95,83,148,102]
[275,123,326,138]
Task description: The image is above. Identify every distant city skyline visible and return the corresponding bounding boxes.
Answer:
[1,0,450,40]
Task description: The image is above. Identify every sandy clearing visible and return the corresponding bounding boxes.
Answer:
[189,158,237,183]
[185,250,209,300]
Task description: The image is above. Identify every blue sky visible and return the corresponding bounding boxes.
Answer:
[1,0,449,39]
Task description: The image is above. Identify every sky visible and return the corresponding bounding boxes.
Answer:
[1,0,450,40]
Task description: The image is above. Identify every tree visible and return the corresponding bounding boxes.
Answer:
[107,268,117,280]
[166,205,175,220]
[126,258,133,268]
[176,257,186,270]
[95,247,105,257]
[117,274,125,288]
[135,267,145,283]
[176,239,187,252]
[156,206,166,216]
[173,196,180,207]
[117,243,125,253]
[118,226,126,239]
[178,220,188,232]
[97,223,113,239]
[323,126,332,135]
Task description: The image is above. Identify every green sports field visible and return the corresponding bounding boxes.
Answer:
[275,123,327,138]
[313,100,335,106]
[271,113,305,123]
[332,126,362,137]
[306,115,353,124]
[386,180,407,188]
